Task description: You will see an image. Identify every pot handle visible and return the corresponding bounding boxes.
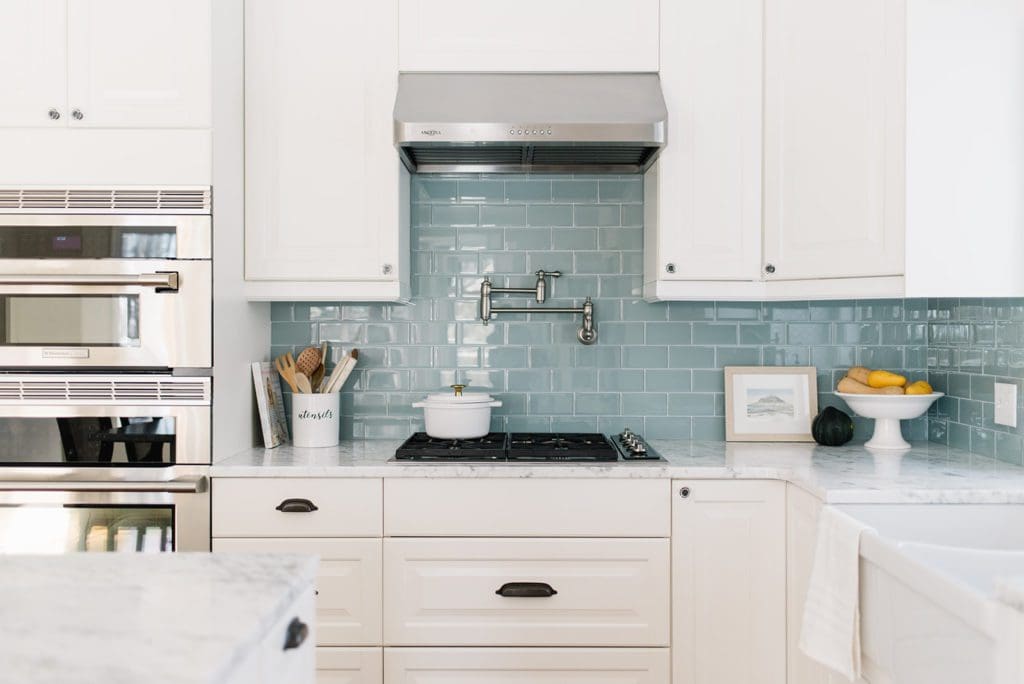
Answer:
[488,401,503,407]
[412,402,427,408]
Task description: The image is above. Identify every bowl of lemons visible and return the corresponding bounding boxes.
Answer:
[834,367,943,451]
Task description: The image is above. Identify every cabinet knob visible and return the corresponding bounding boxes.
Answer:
[679,486,691,499]
[382,263,393,275]
[48,108,61,120]
[764,264,776,274]
[283,618,309,650]
[71,109,84,121]
[665,263,676,274]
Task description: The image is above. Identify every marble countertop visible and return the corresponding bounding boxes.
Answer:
[212,440,1024,504]
[0,553,317,684]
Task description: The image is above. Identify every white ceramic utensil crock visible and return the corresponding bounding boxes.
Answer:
[413,384,502,439]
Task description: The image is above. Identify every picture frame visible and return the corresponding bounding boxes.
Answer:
[724,366,818,442]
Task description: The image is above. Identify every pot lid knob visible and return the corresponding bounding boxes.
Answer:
[450,384,466,397]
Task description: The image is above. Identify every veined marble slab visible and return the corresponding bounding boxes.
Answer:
[211,440,1024,504]
[0,553,316,684]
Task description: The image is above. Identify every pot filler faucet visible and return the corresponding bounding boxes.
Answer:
[479,270,597,345]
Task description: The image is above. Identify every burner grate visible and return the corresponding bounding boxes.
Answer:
[507,433,618,461]
[394,432,508,460]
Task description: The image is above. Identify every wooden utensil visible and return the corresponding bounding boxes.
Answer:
[310,342,328,391]
[295,346,321,377]
[325,349,359,394]
[295,372,314,394]
[274,353,299,393]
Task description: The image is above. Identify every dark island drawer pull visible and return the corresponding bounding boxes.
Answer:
[275,498,318,513]
[283,617,309,650]
[496,582,558,598]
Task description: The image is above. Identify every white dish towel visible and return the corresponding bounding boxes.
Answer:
[800,505,873,682]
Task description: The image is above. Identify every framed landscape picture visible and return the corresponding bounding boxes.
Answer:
[724,366,818,442]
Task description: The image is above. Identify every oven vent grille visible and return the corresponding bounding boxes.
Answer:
[0,187,211,214]
[0,377,210,404]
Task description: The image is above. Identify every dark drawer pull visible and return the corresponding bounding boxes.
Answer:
[496,582,558,598]
[275,498,318,513]
[283,617,309,650]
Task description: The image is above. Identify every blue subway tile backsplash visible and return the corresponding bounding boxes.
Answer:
[270,173,1021,450]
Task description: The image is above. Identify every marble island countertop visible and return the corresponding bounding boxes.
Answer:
[213,440,1024,504]
[0,553,317,684]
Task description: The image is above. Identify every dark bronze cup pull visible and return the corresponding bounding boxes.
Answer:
[283,617,309,650]
[275,498,319,513]
[495,582,558,598]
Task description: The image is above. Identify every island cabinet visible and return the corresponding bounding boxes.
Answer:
[647,0,1024,301]
[0,0,212,185]
[243,0,409,302]
[212,478,384,683]
[671,480,786,684]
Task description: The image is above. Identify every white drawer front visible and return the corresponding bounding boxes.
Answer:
[384,647,670,683]
[213,538,382,646]
[213,478,382,537]
[383,538,669,647]
[384,478,669,537]
[317,648,382,684]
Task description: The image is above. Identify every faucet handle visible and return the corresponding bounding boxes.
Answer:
[535,269,561,279]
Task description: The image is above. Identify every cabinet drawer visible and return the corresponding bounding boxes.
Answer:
[213,478,382,537]
[384,478,669,537]
[384,647,670,683]
[383,538,669,646]
[213,538,382,646]
[317,648,382,684]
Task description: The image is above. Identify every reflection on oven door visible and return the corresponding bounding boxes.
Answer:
[0,417,176,466]
[0,505,174,553]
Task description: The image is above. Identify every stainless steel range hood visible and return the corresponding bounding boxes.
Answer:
[394,73,667,174]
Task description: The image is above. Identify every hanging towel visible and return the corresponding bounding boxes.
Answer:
[800,506,873,682]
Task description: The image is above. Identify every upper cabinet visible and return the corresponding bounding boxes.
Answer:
[647,0,1024,301]
[0,0,211,129]
[244,0,409,302]
[398,0,659,72]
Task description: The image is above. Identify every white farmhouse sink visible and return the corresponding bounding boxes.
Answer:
[837,504,1024,684]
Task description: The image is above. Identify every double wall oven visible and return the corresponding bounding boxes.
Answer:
[0,187,213,553]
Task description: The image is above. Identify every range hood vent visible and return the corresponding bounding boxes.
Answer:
[394,73,667,174]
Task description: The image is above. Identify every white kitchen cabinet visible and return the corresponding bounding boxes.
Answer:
[317,649,382,684]
[0,0,67,128]
[384,648,671,683]
[672,480,786,684]
[397,0,659,72]
[383,538,669,647]
[763,0,905,282]
[244,0,409,302]
[786,484,839,684]
[645,0,763,284]
[647,0,1024,301]
[213,538,383,647]
[66,0,212,128]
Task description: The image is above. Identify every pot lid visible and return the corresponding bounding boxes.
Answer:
[422,384,496,405]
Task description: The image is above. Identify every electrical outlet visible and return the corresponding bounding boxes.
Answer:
[995,382,1018,428]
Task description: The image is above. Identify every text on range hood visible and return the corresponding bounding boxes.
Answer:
[394,73,667,174]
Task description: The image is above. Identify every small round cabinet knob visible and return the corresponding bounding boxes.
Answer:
[71,109,84,121]
[764,264,776,274]
[665,263,677,274]
[48,108,61,120]
[679,486,691,499]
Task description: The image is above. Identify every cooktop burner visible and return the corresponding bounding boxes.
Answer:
[394,431,661,462]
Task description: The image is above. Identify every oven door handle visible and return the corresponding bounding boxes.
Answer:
[0,272,179,292]
[0,476,207,493]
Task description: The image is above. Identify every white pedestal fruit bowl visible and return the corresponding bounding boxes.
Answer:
[835,392,944,451]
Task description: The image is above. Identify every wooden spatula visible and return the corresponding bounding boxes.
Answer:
[274,353,299,393]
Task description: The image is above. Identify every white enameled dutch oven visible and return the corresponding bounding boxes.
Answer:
[413,384,502,439]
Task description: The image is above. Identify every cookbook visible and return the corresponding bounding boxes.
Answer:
[252,361,289,448]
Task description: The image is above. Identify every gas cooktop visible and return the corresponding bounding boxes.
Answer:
[394,430,661,462]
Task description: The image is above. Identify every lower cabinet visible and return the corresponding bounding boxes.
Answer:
[672,479,786,684]
[383,648,671,683]
[316,648,383,684]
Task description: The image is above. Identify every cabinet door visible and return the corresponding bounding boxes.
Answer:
[398,0,659,72]
[672,480,785,684]
[0,0,67,128]
[213,538,383,646]
[763,0,905,280]
[317,648,382,684]
[66,0,211,128]
[245,0,402,283]
[648,0,763,282]
[786,485,841,684]
[385,648,670,683]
